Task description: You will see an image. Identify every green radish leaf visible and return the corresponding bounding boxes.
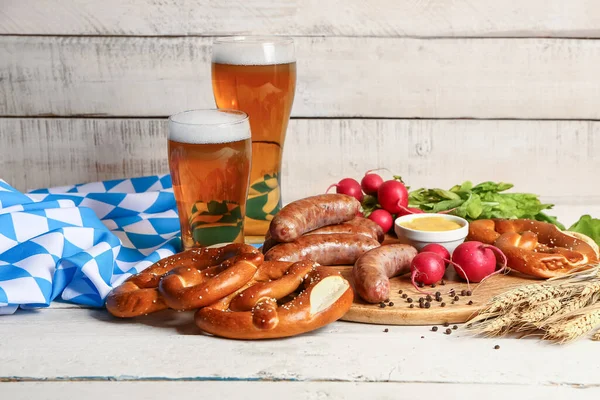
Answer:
[465,195,484,219]
[432,189,461,200]
[430,199,465,213]
[472,181,513,194]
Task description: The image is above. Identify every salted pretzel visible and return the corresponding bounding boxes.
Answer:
[195,261,354,339]
[468,219,599,278]
[158,245,263,311]
[106,243,262,317]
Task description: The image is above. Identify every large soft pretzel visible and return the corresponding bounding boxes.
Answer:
[195,262,354,339]
[158,246,263,310]
[106,243,262,317]
[468,219,599,278]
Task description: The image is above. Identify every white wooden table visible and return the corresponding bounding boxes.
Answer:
[2,205,600,399]
[2,303,600,399]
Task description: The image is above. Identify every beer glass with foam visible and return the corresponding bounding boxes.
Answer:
[211,37,296,236]
[168,109,252,250]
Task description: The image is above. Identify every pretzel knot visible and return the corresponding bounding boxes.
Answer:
[468,219,599,278]
[195,261,354,339]
[105,243,262,317]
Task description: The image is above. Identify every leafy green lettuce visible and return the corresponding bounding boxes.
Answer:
[408,181,565,229]
[568,215,600,246]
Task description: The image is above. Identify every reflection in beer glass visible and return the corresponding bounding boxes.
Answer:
[211,37,296,236]
[168,109,252,250]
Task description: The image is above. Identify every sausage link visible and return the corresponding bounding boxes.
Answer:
[264,234,380,266]
[344,217,385,243]
[353,244,418,303]
[269,194,361,242]
[304,223,379,242]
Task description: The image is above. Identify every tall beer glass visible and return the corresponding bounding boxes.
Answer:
[211,37,296,236]
[168,109,252,250]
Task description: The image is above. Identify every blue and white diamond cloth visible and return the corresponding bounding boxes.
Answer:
[0,175,181,315]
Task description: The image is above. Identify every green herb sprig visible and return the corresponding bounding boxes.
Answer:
[407,181,565,229]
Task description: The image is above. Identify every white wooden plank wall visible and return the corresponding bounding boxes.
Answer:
[1,0,599,209]
[2,0,600,37]
[3,2,600,396]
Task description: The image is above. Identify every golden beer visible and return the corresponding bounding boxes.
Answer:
[168,110,251,250]
[211,37,296,236]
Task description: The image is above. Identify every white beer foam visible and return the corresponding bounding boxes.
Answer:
[212,37,295,66]
[168,110,250,144]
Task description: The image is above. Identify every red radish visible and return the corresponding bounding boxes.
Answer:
[410,252,446,293]
[420,243,450,262]
[367,209,393,233]
[361,173,384,195]
[397,206,424,217]
[450,241,508,283]
[377,180,409,214]
[326,178,363,202]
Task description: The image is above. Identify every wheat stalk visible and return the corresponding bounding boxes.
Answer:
[519,298,562,324]
[466,264,600,343]
[543,307,600,343]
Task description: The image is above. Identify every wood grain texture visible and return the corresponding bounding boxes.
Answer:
[2,118,600,221]
[336,267,536,325]
[3,36,600,118]
[2,0,600,38]
[2,307,600,385]
[3,382,600,399]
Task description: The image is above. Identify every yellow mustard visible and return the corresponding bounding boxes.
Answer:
[400,217,462,232]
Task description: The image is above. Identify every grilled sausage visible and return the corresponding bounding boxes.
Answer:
[353,244,418,303]
[304,223,379,242]
[264,234,380,265]
[269,194,360,242]
[344,217,385,243]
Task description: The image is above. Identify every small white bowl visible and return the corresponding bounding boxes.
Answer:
[394,213,469,254]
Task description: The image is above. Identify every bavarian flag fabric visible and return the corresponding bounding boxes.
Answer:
[0,175,180,315]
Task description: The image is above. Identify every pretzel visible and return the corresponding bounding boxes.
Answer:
[468,219,599,278]
[195,262,354,339]
[158,244,263,311]
[106,243,261,317]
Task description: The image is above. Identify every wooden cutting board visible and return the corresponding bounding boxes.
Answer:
[331,266,537,325]
[250,233,541,325]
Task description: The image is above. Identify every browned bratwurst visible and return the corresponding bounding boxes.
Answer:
[345,217,385,243]
[353,244,418,303]
[262,230,278,254]
[304,223,380,242]
[264,234,380,265]
[262,216,384,254]
[269,194,360,242]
